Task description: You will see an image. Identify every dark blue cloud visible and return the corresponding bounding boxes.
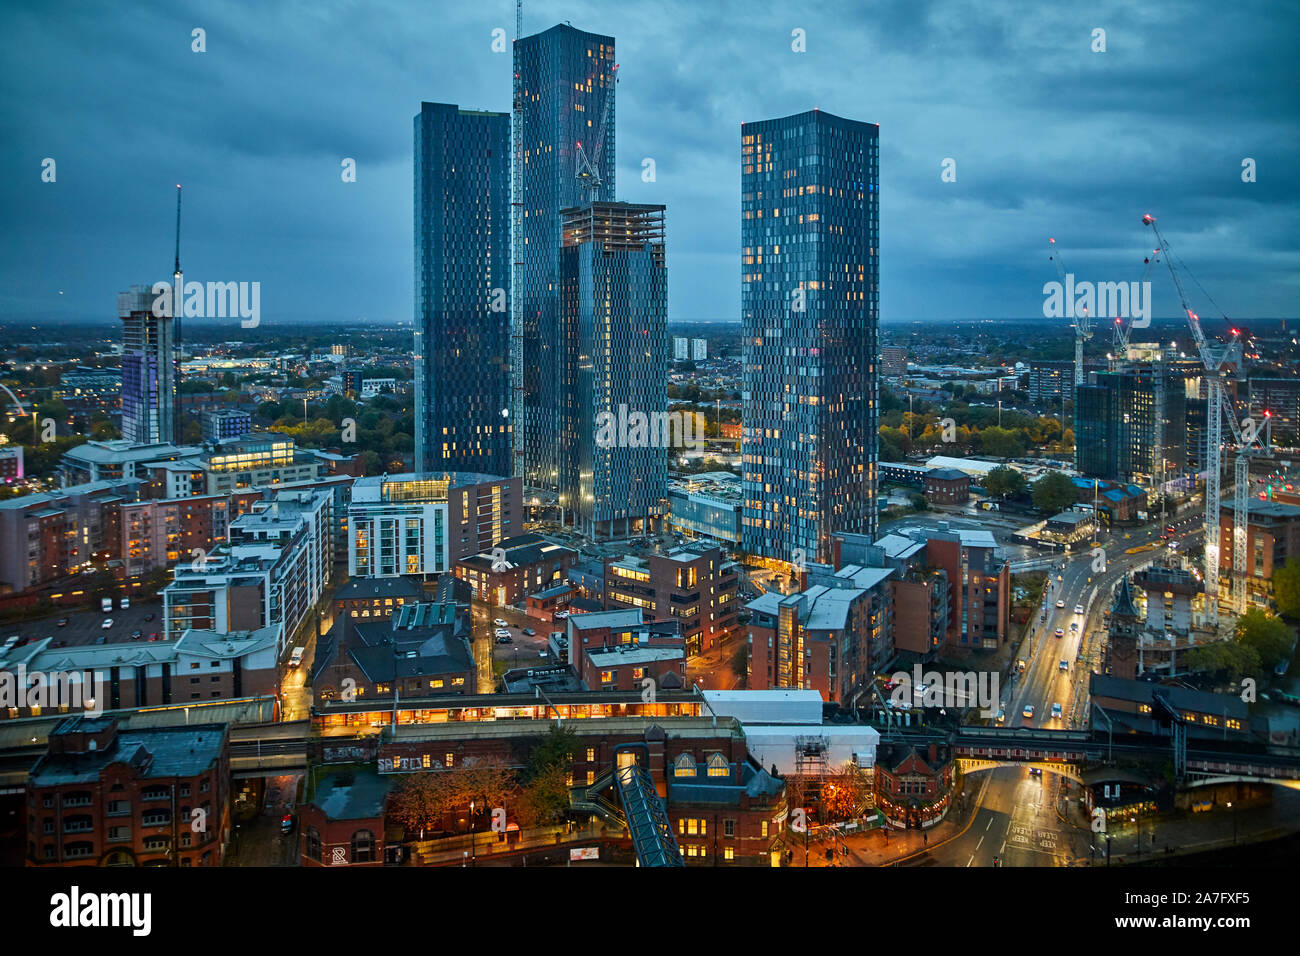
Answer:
[0,0,1295,327]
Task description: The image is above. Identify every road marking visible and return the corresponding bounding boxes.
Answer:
[985,818,992,831]
[966,854,974,867]
[976,836,983,850]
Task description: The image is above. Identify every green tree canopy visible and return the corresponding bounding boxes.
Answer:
[984,465,1027,499]
[1031,470,1077,513]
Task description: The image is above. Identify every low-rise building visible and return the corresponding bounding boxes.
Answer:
[455,533,578,607]
[924,467,970,504]
[332,576,425,622]
[313,601,474,704]
[602,545,739,655]
[26,715,230,866]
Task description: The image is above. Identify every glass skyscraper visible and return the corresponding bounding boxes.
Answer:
[562,201,669,538]
[117,284,175,446]
[740,109,880,565]
[514,23,616,503]
[413,102,512,476]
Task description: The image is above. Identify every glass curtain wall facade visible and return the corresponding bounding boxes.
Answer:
[562,202,668,539]
[740,110,880,565]
[515,24,616,502]
[117,285,175,446]
[414,103,512,475]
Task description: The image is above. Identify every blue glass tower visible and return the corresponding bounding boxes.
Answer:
[740,110,880,564]
[562,202,669,538]
[414,102,512,476]
[514,24,616,504]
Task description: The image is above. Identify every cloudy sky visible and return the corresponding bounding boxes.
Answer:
[2,0,1297,329]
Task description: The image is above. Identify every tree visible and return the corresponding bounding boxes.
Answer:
[978,426,1025,459]
[820,763,870,822]
[1184,641,1261,684]
[387,773,458,834]
[984,465,1026,499]
[728,645,749,688]
[515,763,571,827]
[1031,470,1077,513]
[1235,609,1294,671]
[1272,557,1300,619]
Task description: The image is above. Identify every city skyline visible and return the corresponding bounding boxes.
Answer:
[4,0,1297,327]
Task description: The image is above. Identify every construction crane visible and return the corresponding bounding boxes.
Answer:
[1047,237,1093,387]
[1143,214,1270,620]
[510,0,525,480]
[1110,247,1161,366]
[575,61,619,203]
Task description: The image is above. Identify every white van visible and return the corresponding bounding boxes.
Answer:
[120,597,130,610]
[289,647,306,668]
[101,598,113,613]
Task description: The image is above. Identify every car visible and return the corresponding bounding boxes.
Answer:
[144,613,155,622]
[1016,659,1026,672]
[1028,767,1042,776]
[494,628,511,639]
[495,635,512,644]
[1056,599,1066,608]
[1074,604,1084,615]
[1057,574,1063,582]
[1055,627,1064,638]
[538,649,548,658]
[120,597,130,610]
[493,618,509,628]
[995,707,1006,725]
[522,628,536,637]
[1070,621,1078,631]
[94,635,107,645]
[1051,702,1063,718]
[56,618,69,628]
[101,618,114,630]
[280,814,295,835]
[131,629,143,640]
[1059,660,1068,671]
[1022,704,1035,719]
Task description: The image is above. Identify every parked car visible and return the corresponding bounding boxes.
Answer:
[522,628,536,637]
[143,613,155,622]
[493,618,509,628]
[538,649,548,658]
[101,618,114,630]
[131,629,143,640]
[496,635,512,645]
[280,814,295,835]
[494,629,511,639]
[120,597,130,610]
[56,618,69,628]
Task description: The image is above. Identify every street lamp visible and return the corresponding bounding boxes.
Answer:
[1227,800,1236,845]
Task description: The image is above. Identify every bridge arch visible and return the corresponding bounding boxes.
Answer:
[957,757,1083,785]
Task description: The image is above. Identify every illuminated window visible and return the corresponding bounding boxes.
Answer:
[674,753,696,777]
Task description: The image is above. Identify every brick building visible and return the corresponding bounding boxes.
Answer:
[332,575,425,622]
[567,609,685,693]
[925,528,1009,649]
[300,767,389,867]
[25,715,230,866]
[602,545,740,655]
[313,601,475,705]
[1218,499,1300,609]
[923,467,970,505]
[455,533,578,607]
[745,565,893,704]
[874,741,953,830]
